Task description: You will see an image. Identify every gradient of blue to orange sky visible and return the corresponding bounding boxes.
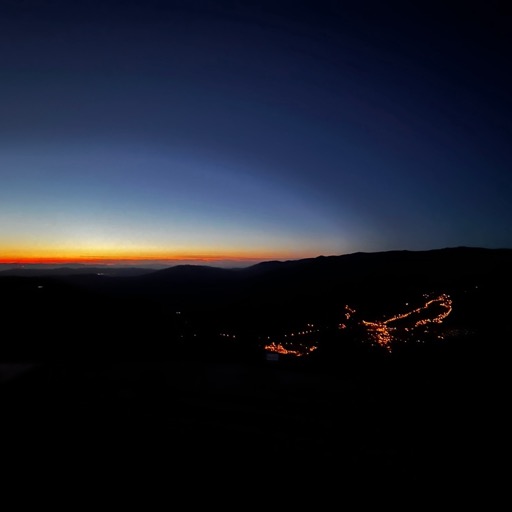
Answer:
[1,1,511,267]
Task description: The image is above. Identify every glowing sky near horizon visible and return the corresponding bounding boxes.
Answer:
[1,1,511,266]
[0,144,362,262]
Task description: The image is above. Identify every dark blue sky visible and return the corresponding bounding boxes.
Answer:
[1,1,511,265]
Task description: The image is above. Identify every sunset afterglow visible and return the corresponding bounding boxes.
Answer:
[1,2,510,267]
[0,242,325,267]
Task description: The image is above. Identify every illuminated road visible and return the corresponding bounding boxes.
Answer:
[221,293,454,358]
[360,293,453,351]
[266,293,453,356]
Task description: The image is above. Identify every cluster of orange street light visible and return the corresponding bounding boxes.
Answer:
[263,341,318,357]
[361,293,453,351]
[222,293,453,358]
[262,322,319,357]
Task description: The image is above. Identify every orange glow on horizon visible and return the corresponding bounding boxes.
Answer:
[0,256,261,265]
[0,249,317,266]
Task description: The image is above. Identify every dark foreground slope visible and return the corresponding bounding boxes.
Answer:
[1,353,504,501]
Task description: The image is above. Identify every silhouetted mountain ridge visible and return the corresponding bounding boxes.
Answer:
[1,247,510,360]
[149,264,235,280]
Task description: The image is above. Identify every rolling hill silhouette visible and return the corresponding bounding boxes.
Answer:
[0,246,509,361]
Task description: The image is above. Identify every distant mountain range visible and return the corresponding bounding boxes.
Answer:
[2,246,511,276]
[1,246,510,360]
[2,246,511,311]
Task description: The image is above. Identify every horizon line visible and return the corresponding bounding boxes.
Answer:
[0,255,294,267]
[0,246,506,268]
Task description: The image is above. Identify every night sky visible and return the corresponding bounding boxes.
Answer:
[1,1,510,266]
